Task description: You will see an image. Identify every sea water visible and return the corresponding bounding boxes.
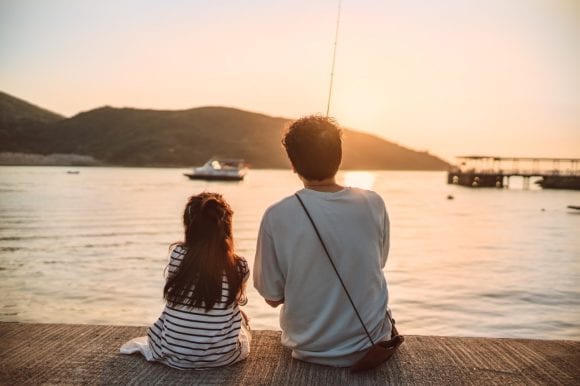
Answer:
[0,166,579,339]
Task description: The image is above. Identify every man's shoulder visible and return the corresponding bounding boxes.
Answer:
[263,194,299,219]
[349,187,385,207]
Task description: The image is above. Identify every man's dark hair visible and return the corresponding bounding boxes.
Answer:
[282,115,342,181]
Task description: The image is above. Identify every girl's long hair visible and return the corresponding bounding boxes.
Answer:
[164,192,245,311]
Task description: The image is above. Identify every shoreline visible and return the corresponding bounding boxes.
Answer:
[0,154,448,171]
[1,322,579,385]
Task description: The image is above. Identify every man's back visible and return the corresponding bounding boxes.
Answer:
[254,187,391,366]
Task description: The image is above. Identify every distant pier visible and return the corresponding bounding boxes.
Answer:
[447,156,580,190]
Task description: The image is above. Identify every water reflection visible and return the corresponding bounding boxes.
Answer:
[340,171,375,189]
[0,167,579,339]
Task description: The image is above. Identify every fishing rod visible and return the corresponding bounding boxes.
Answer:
[326,0,342,117]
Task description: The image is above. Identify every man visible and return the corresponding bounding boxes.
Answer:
[253,115,392,366]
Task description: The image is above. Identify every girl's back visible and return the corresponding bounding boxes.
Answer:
[120,192,251,370]
[147,245,250,370]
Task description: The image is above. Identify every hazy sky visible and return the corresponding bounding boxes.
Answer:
[1,0,579,161]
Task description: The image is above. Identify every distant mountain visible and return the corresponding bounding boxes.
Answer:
[0,91,64,125]
[1,91,449,169]
[0,91,65,154]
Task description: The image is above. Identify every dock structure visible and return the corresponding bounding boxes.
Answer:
[447,156,580,189]
[1,322,579,385]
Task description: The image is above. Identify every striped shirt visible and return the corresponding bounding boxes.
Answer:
[147,245,250,370]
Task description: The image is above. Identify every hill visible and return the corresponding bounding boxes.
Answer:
[0,91,448,169]
[0,91,64,125]
[0,91,65,154]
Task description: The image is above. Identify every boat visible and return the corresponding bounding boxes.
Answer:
[184,158,248,181]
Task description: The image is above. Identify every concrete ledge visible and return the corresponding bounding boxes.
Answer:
[1,322,579,385]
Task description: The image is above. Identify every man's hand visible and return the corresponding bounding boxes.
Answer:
[265,298,284,308]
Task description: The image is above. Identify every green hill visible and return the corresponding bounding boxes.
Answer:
[0,91,448,169]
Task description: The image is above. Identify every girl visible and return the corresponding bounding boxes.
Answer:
[121,192,251,369]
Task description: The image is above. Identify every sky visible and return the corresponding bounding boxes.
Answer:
[1,0,579,162]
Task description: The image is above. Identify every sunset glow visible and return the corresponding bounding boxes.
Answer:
[1,0,579,161]
[341,171,376,190]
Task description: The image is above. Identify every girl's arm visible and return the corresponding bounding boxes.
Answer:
[236,256,250,306]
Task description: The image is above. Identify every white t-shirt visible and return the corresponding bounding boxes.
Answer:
[253,187,391,366]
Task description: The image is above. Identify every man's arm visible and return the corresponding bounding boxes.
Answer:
[253,214,285,303]
[265,298,284,308]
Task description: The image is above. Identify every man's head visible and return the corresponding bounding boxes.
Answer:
[282,115,342,181]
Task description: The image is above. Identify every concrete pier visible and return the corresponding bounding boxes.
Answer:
[1,322,579,385]
[447,156,580,189]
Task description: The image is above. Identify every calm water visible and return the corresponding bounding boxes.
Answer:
[0,166,579,339]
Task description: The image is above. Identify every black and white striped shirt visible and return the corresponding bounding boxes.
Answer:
[147,245,249,370]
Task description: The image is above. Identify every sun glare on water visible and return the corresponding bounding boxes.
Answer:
[341,171,375,190]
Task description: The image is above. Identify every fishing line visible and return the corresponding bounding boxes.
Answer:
[326,0,342,117]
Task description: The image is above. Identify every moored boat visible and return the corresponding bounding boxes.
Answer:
[184,158,248,181]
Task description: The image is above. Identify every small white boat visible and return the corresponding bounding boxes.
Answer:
[184,158,248,181]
